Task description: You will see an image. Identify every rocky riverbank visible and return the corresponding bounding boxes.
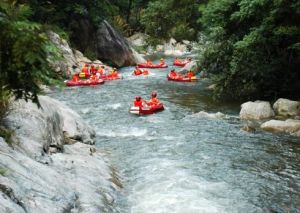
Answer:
[240,98,300,137]
[0,96,120,212]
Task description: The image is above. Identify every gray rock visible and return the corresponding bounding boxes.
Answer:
[240,101,275,120]
[179,61,200,75]
[261,119,300,137]
[0,96,118,212]
[96,20,145,66]
[48,31,78,77]
[127,33,149,47]
[206,84,216,91]
[273,98,300,117]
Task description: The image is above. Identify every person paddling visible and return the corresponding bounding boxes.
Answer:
[134,66,143,75]
[169,69,178,79]
[147,91,160,106]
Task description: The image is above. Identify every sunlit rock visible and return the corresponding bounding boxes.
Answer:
[127,33,149,47]
[273,98,300,117]
[261,119,300,137]
[48,31,78,77]
[240,101,274,120]
[0,96,118,212]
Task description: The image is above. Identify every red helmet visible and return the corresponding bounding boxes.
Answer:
[135,96,141,101]
[151,92,157,98]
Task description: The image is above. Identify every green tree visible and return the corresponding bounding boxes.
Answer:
[199,0,300,101]
[141,0,201,42]
[0,0,58,106]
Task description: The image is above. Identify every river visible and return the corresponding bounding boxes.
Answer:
[50,58,300,213]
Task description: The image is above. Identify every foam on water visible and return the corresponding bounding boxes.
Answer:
[97,127,148,138]
[127,158,231,213]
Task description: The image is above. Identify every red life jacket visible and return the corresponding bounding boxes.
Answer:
[134,100,143,107]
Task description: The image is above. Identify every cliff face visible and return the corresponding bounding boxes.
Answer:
[0,96,119,212]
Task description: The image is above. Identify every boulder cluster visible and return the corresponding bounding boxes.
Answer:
[240,99,300,137]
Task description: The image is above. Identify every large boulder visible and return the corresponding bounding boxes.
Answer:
[96,20,145,66]
[0,96,118,212]
[240,101,275,120]
[261,119,300,137]
[273,98,300,117]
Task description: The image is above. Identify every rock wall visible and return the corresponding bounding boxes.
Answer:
[48,31,93,78]
[0,96,119,212]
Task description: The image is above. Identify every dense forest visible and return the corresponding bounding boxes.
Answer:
[0,0,299,112]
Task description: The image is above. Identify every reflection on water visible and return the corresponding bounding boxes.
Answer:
[50,58,300,213]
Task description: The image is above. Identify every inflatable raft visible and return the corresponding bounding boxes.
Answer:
[129,103,164,115]
[100,74,121,80]
[137,63,168,69]
[167,74,197,82]
[173,61,189,67]
[66,79,104,87]
[132,70,149,76]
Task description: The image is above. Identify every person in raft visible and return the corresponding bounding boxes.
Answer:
[90,73,98,81]
[111,68,119,77]
[79,64,89,78]
[90,64,97,75]
[186,70,194,78]
[174,57,181,63]
[71,73,79,82]
[97,65,105,77]
[169,69,178,78]
[146,59,153,65]
[147,91,160,106]
[134,66,143,75]
[159,58,165,65]
[133,96,145,108]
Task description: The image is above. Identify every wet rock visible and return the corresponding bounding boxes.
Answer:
[240,101,275,120]
[241,125,256,133]
[273,98,300,117]
[261,119,300,137]
[96,20,145,66]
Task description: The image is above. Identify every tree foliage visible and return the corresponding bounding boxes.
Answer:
[141,0,201,42]
[0,0,58,106]
[199,0,300,101]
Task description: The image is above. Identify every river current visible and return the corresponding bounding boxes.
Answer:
[50,58,300,213]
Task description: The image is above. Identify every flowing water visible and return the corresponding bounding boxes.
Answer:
[50,58,300,213]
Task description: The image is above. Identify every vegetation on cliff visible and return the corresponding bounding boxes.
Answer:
[198,0,300,101]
